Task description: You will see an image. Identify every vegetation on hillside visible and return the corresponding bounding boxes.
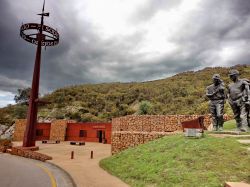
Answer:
[0,64,249,124]
[100,134,250,187]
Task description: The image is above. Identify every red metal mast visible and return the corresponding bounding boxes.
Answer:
[21,0,59,147]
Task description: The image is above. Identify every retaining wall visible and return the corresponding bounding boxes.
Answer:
[111,115,211,154]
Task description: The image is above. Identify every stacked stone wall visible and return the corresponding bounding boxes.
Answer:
[111,131,179,154]
[7,147,52,161]
[13,119,27,141]
[49,120,67,141]
[111,115,211,154]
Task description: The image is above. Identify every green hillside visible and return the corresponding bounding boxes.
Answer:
[1,64,250,124]
[100,134,250,186]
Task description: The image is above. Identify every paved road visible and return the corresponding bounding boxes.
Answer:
[35,141,129,187]
[0,153,75,187]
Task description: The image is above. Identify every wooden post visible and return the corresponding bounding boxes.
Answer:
[90,151,93,159]
[71,151,74,159]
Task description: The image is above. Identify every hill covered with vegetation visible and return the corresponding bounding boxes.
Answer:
[1,64,249,125]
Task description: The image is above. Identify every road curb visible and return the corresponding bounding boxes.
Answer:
[45,161,77,187]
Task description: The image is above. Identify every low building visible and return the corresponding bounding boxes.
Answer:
[13,119,112,144]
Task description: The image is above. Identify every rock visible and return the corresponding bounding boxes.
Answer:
[0,125,8,135]
[0,124,15,140]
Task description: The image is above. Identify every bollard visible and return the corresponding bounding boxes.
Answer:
[71,151,74,159]
[91,151,93,159]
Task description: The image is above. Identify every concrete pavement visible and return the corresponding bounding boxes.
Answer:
[12,141,129,187]
[237,139,250,144]
[0,153,75,187]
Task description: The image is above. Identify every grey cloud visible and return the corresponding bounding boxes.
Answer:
[230,0,250,17]
[0,1,35,86]
[1,0,250,100]
[130,0,182,23]
[0,75,30,93]
[168,0,250,66]
[0,0,99,93]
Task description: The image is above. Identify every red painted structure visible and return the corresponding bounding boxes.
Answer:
[34,122,112,144]
[181,116,207,131]
[66,123,112,144]
[35,123,51,140]
[21,1,59,147]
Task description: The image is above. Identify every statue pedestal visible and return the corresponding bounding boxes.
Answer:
[225,182,250,187]
[208,131,241,135]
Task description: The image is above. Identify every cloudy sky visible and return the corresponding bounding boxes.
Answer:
[1,0,250,107]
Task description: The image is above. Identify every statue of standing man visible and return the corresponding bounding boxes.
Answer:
[243,78,250,128]
[228,69,250,132]
[206,74,226,131]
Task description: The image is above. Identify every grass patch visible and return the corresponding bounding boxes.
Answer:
[100,134,250,187]
[240,143,250,148]
[223,120,236,130]
[222,120,250,135]
[234,136,250,139]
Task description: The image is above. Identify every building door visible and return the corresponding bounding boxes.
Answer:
[103,131,105,140]
[97,130,103,143]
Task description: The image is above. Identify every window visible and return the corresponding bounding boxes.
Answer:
[36,129,43,136]
[79,130,87,137]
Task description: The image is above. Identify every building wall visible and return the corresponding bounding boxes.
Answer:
[35,123,51,140]
[13,119,27,141]
[13,120,112,144]
[111,115,212,154]
[49,120,67,141]
[13,120,51,141]
[66,122,112,144]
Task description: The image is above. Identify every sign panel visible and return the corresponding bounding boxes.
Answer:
[92,125,106,129]
[20,23,59,46]
[184,128,203,137]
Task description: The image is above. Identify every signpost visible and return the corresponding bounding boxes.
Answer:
[20,0,59,148]
[184,128,203,137]
[181,116,205,138]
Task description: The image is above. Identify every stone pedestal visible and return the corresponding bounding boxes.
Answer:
[225,182,250,187]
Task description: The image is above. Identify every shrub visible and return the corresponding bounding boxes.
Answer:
[138,101,153,115]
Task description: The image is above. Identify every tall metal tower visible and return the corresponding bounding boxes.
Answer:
[20,0,59,147]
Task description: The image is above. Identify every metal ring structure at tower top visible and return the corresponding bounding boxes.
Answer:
[20,23,59,46]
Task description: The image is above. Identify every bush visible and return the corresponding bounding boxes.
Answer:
[14,104,28,119]
[138,101,153,115]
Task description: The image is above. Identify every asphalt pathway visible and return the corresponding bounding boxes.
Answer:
[0,153,75,187]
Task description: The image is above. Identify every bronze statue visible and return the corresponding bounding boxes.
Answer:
[243,78,250,127]
[206,74,226,131]
[228,70,250,132]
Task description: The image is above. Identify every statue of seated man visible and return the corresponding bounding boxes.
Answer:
[206,74,226,131]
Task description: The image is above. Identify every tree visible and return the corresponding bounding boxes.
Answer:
[14,88,31,104]
[138,101,153,115]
